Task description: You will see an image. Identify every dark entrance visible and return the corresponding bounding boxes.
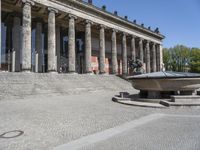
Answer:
[76,31,85,74]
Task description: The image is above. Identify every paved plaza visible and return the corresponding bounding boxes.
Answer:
[0,90,200,150]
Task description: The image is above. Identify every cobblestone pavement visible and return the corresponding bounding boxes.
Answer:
[0,90,200,150]
[76,114,200,150]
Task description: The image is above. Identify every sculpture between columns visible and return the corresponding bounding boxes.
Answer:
[128,40,158,75]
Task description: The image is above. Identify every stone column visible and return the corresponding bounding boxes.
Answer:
[56,25,61,72]
[131,35,136,62]
[35,52,38,72]
[156,44,161,71]
[139,38,144,63]
[12,16,21,72]
[99,25,106,74]
[145,41,150,73]
[0,0,2,71]
[111,29,118,74]
[152,43,157,72]
[122,33,127,75]
[85,20,92,73]
[47,7,58,72]
[22,0,34,71]
[12,51,16,72]
[35,21,43,73]
[160,44,164,71]
[68,14,77,73]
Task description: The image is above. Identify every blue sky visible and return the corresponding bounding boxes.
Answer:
[92,0,200,48]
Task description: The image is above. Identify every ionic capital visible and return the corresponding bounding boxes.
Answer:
[112,29,118,33]
[150,41,155,45]
[151,42,156,48]
[69,14,77,20]
[85,20,93,25]
[99,24,106,29]
[22,0,35,6]
[48,7,58,14]
[138,37,144,41]
[145,40,150,44]
[122,32,128,36]
[131,35,137,39]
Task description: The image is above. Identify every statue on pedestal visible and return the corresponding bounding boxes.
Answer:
[129,58,145,75]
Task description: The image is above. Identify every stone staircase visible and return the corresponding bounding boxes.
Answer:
[0,72,133,100]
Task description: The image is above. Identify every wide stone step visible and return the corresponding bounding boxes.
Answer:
[0,72,132,100]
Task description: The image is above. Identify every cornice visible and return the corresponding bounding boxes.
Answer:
[65,0,165,40]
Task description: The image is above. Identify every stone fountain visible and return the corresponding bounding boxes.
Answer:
[113,71,200,107]
[127,71,200,99]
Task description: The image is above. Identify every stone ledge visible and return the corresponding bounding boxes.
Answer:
[112,96,131,102]
[115,99,166,108]
[171,95,200,102]
[112,96,166,108]
[160,100,200,107]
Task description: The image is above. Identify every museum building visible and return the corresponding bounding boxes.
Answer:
[0,0,165,75]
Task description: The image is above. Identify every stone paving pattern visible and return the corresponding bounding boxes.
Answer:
[80,115,200,150]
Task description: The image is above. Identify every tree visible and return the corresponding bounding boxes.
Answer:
[190,48,200,73]
[163,45,200,73]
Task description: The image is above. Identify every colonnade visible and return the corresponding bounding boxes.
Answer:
[2,0,162,75]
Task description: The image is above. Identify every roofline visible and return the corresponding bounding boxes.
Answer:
[73,0,165,40]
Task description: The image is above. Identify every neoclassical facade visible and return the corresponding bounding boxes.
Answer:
[0,0,165,75]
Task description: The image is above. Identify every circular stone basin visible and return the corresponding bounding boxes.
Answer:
[127,71,200,92]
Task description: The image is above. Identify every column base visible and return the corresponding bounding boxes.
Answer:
[99,71,106,75]
[34,71,43,74]
[22,69,32,73]
[111,71,117,75]
[85,72,93,75]
[67,71,77,74]
[122,74,128,77]
[48,70,58,73]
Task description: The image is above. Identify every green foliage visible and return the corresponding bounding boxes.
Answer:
[163,45,200,73]
[190,48,200,73]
